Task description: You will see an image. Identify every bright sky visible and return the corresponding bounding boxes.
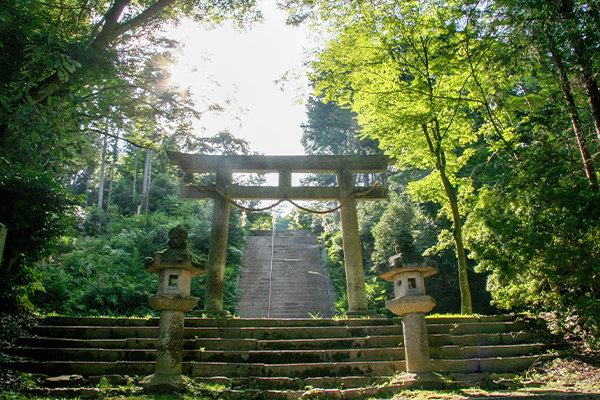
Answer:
[169,0,311,156]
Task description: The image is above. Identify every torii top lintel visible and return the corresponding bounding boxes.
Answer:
[167,151,392,174]
[167,151,393,202]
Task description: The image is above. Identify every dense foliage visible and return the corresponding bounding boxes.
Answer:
[465,140,600,347]
[0,0,260,313]
[282,0,600,347]
[24,131,253,317]
[295,83,495,317]
[0,171,81,310]
[32,201,246,317]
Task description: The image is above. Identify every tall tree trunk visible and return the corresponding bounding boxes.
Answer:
[133,147,139,204]
[558,0,600,141]
[145,150,152,214]
[571,39,600,142]
[422,123,473,314]
[139,150,148,215]
[549,39,598,188]
[438,164,472,315]
[97,131,108,211]
[139,149,152,214]
[84,167,93,206]
[106,134,119,213]
[0,223,7,268]
[582,71,600,142]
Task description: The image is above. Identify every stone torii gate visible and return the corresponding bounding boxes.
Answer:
[167,151,391,317]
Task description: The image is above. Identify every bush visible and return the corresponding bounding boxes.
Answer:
[465,141,600,348]
[0,170,81,311]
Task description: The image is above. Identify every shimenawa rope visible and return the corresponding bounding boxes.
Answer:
[189,182,380,214]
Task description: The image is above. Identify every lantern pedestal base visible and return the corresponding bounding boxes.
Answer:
[392,372,443,390]
[140,373,185,394]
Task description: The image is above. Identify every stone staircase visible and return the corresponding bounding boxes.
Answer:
[238,230,334,319]
[4,314,558,392]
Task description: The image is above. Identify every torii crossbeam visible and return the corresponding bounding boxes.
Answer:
[167,151,392,316]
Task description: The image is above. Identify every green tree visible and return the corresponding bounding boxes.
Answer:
[29,130,255,316]
[489,0,600,188]
[300,90,383,187]
[296,0,520,313]
[0,0,259,176]
[465,139,600,347]
[0,171,81,310]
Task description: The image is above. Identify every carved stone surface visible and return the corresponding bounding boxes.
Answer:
[378,257,438,282]
[167,225,188,249]
[378,251,438,376]
[144,225,205,276]
[142,225,202,394]
[385,295,436,316]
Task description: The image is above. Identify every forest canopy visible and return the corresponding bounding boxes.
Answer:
[284,0,600,346]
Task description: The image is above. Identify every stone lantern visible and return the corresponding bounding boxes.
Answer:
[141,225,205,393]
[379,251,439,383]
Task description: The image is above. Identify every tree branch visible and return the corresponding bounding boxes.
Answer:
[92,0,179,49]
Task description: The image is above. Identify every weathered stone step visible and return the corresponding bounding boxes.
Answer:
[41,316,160,327]
[430,343,551,359]
[16,331,538,351]
[428,331,536,346]
[426,321,530,335]
[188,325,407,340]
[31,324,412,340]
[185,361,406,378]
[30,326,160,339]
[6,353,556,378]
[15,338,160,350]
[7,348,158,362]
[39,315,518,328]
[31,321,528,342]
[8,343,550,365]
[222,376,389,390]
[6,361,154,377]
[6,347,406,363]
[431,354,556,374]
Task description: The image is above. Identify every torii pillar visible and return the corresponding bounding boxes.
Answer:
[337,170,371,316]
[204,168,232,315]
[167,152,391,317]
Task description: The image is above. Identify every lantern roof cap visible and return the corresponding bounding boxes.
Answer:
[378,254,438,282]
[143,225,205,276]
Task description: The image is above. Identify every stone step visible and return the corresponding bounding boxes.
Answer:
[4,360,403,378]
[38,314,518,328]
[15,330,539,351]
[7,353,556,378]
[4,314,558,383]
[428,331,537,346]
[224,376,389,390]
[239,230,333,318]
[31,324,414,340]
[7,342,551,364]
[26,320,532,342]
[6,347,406,363]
